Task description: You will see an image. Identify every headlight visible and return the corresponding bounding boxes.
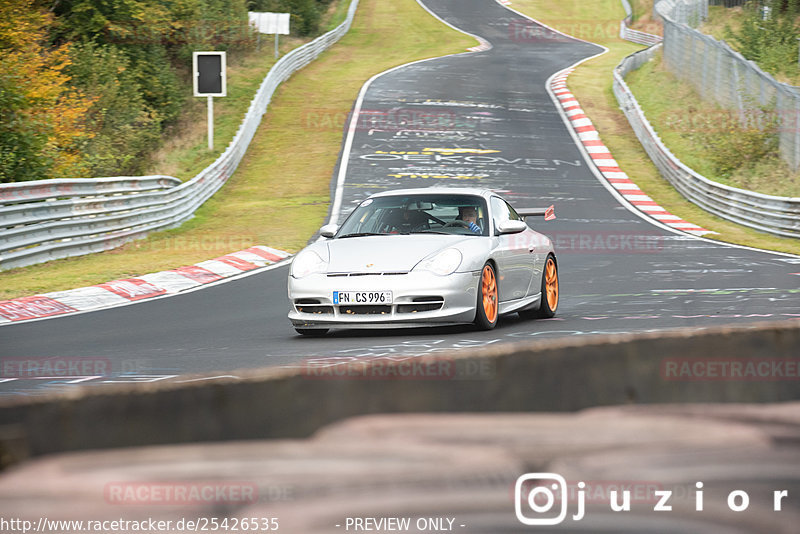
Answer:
[414,248,462,276]
[291,249,327,278]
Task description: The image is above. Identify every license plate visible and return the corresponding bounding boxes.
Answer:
[333,291,393,305]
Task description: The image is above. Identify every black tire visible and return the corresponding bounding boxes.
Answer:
[295,328,329,337]
[519,254,559,320]
[474,262,499,330]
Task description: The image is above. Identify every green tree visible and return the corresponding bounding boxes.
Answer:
[66,42,161,176]
[3,0,293,182]
[0,77,51,181]
[725,0,800,78]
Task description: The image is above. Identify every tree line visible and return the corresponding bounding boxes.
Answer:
[0,0,337,183]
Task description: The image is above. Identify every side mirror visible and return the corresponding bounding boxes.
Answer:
[319,223,339,238]
[496,220,527,235]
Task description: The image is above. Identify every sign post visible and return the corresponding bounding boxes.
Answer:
[192,51,227,151]
[207,96,214,151]
[248,12,290,59]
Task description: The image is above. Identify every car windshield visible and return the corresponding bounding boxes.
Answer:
[337,194,489,237]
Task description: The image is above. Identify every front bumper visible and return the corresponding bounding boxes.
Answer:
[287,271,480,329]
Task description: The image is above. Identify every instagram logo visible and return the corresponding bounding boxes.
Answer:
[513,474,790,525]
[514,473,572,526]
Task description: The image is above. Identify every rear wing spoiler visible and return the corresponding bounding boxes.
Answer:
[517,205,556,221]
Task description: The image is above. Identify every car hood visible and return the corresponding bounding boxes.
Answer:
[325,234,474,273]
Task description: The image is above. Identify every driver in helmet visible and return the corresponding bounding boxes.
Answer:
[458,206,482,234]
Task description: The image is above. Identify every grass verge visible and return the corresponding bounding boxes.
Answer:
[625,52,799,198]
[629,0,662,35]
[506,0,800,256]
[147,36,308,181]
[0,0,475,300]
[324,0,352,32]
[701,5,746,41]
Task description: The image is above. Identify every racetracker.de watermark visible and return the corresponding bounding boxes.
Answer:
[513,478,681,506]
[508,231,666,254]
[302,108,474,132]
[1,357,113,378]
[297,356,495,380]
[551,232,665,254]
[655,107,800,135]
[661,358,800,381]
[103,235,259,254]
[508,20,661,43]
[104,482,265,505]
[104,20,256,45]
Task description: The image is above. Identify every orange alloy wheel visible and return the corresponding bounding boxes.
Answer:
[482,265,498,323]
[545,257,559,312]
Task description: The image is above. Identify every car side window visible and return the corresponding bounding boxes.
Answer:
[506,202,522,221]
[490,196,521,234]
[491,197,507,224]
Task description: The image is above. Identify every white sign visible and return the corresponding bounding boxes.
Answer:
[248,12,290,35]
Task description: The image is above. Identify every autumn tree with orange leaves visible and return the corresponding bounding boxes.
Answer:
[1,0,258,182]
[0,0,96,181]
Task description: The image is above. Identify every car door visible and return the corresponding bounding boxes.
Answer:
[490,196,536,302]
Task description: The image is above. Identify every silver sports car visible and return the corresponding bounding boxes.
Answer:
[287,187,559,336]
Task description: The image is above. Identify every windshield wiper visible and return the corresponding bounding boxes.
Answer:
[410,230,450,235]
[337,232,385,239]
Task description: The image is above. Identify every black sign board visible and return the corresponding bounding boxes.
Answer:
[193,52,226,97]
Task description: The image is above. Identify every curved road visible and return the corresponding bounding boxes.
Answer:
[1,0,799,395]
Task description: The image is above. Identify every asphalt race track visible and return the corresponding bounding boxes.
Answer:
[1,0,799,396]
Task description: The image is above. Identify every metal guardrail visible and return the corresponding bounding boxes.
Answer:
[0,0,360,271]
[620,21,663,46]
[614,44,800,238]
[620,0,663,46]
[0,176,182,204]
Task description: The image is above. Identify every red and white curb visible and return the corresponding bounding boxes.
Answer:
[551,69,715,237]
[467,36,492,52]
[0,246,291,324]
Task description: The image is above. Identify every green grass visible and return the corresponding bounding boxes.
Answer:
[701,5,745,41]
[507,0,800,256]
[629,0,662,35]
[147,36,309,181]
[324,0,352,31]
[0,0,476,300]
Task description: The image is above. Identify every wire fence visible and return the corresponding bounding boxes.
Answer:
[0,0,360,271]
[654,0,708,26]
[655,0,800,169]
